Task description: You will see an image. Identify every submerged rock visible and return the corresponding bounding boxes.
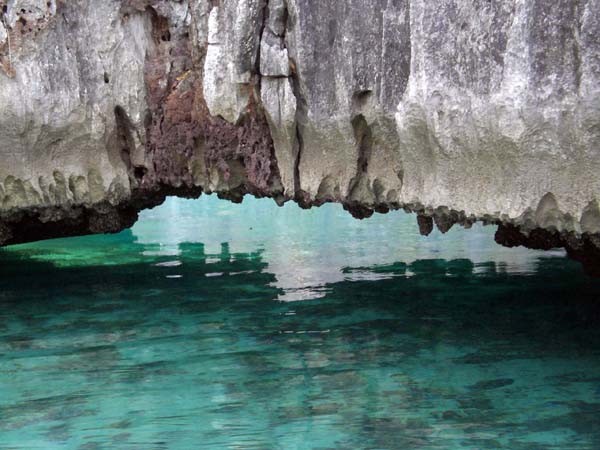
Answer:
[0,0,599,274]
[469,378,515,391]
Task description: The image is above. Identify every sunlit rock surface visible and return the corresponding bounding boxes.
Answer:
[0,0,599,273]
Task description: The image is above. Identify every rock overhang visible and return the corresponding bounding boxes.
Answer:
[0,0,598,275]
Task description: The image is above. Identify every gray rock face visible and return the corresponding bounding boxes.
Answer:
[0,0,599,274]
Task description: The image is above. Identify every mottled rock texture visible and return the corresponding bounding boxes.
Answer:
[0,0,599,274]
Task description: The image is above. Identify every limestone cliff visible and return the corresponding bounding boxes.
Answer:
[0,0,599,274]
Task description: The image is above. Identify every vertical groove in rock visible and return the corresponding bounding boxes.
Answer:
[257,0,269,81]
[284,2,308,207]
[572,0,583,94]
[346,114,375,219]
[293,121,304,205]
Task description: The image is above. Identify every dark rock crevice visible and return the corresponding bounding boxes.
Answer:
[124,0,283,200]
[292,121,305,205]
[345,114,375,219]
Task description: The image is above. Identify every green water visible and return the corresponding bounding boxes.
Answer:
[1,196,600,449]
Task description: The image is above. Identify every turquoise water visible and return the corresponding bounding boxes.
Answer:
[1,196,600,449]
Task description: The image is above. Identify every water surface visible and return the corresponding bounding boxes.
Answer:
[1,196,599,449]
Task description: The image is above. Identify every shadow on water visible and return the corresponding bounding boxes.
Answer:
[1,231,600,448]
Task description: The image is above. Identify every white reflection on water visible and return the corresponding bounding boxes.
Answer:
[132,196,562,301]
